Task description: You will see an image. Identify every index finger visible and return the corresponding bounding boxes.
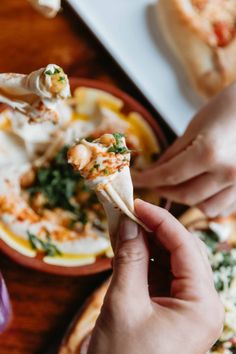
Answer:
[135,199,211,298]
[133,134,208,188]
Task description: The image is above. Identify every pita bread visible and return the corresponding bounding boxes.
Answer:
[59,279,110,354]
[157,0,236,97]
[67,134,149,244]
[0,64,70,123]
[28,0,61,18]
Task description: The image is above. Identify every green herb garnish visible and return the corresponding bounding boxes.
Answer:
[26,146,105,227]
[27,231,62,257]
[45,70,53,76]
[90,162,100,174]
[68,219,77,229]
[113,133,125,140]
[107,133,129,154]
[67,210,88,228]
[27,146,95,225]
[213,251,236,292]
[107,146,128,154]
[45,67,61,76]
[199,230,219,251]
[28,146,85,218]
[58,76,65,82]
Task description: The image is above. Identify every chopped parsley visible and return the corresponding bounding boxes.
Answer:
[80,209,88,224]
[67,219,78,229]
[27,231,62,257]
[107,146,128,154]
[29,146,80,211]
[199,229,219,251]
[94,163,100,169]
[58,76,65,82]
[107,133,129,154]
[67,209,88,228]
[195,227,236,352]
[45,67,61,76]
[28,146,88,224]
[90,162,100,174]
[26,146,102,227]
[213,251,236,292]
[113,132,125,140]
[198,229,236,292]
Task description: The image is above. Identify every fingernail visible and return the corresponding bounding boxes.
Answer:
[119,216,138,241]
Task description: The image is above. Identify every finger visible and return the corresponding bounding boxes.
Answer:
[110,216,150,301]
[197,186,236,218]
[155,99,214,165]
[192,236,214,282]
[132,136,187,185]
[156,172,230,206]
[132,138,188,188]
[133,134,209,188]
[132,124,194,188]
[221,202,236,217]
[135,200,208,295]
[157,133,192,164]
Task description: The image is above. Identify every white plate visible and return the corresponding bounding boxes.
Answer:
[66,0,206,135]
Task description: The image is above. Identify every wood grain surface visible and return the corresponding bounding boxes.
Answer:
[0,1,175,353]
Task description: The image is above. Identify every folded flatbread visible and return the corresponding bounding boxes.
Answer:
[28,0,61,18]
[157,0,236,97]
[67,133,148,243]
[59,279,110,354]
[0,64,70,123]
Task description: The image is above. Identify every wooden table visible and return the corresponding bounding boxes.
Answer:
[0,1,175,353]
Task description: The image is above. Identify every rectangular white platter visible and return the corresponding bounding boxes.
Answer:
[66,0,206,135]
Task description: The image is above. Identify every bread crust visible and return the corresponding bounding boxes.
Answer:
[59,278,110,354]
[157,0,236,97]
[180,207,236,244]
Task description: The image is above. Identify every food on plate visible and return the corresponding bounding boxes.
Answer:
[0,64,70,123]
[179,208,236,245]
[180,208,236,354]
[59,278,110,354]
[157,0,236,97]
[68,133,148,243]
[28,0,61,18]
[0,86,161,267]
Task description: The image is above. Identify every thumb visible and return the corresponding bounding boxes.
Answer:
[110,216,150,300]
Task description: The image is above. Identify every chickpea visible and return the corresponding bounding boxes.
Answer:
[99,134,116,146]
[68,144,92,170]
[20,169,36,188]
[31,192,47,212]
[50,71,67,94]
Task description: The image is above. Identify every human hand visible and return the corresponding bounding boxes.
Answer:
[133,83,236,217]
[88,200,224,354]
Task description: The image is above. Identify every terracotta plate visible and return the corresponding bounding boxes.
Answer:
[0,78,168,276]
